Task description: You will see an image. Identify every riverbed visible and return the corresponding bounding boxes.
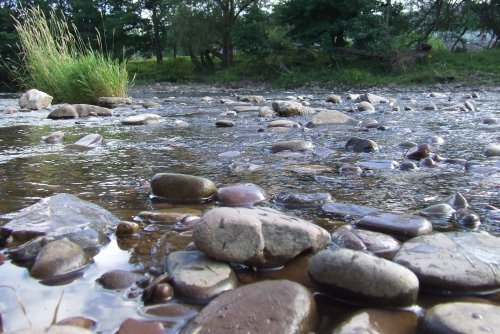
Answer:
[0,82,499,333]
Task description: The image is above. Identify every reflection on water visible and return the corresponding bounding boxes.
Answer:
[0,84,499,333]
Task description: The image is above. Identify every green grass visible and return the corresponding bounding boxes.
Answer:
[127,47,500,88]
[11,6,129,103]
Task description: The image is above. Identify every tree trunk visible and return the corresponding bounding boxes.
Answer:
[222,30,232,68]
[152,5,162,64]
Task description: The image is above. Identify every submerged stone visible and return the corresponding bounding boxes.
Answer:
[332,309,418,334]
[1,193,120,242]
[272,192,332,208]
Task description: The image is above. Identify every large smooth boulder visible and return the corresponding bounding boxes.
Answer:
[166,251,238,303]
[422,302,500,334]
[309,248,419,307]
[193,207,331,268]
[180,280,317,334]
[48,105,79,119]
[355,211,432,238]
[30,238,91,280]
[150,173,217,203]
[74,104,112,117]
[394,232,500,293]
[0,193,121,242]
[308,110,358,126]
[19,89,53,110]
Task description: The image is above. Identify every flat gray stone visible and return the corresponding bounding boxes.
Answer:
[322,202,379,217]
[309,110,358,126]
[331,226,401,257]
[180,280,316,334]
[1,193,121,242]
[309,248,419,306]
[66,134,103,151]
[394,232,500,293]
[355,211,432,238]
[422,302,500,334]
[166,251,238,303]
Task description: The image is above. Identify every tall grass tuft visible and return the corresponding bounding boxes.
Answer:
[12,6,130,103]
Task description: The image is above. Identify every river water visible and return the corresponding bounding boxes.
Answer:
[0,83,499,333]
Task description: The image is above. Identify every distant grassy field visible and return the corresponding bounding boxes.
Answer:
[126,48,499,88]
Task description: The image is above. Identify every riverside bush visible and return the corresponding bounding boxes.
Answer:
[12,7,129,103]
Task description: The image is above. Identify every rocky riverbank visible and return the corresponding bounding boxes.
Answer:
[0,83,499,333]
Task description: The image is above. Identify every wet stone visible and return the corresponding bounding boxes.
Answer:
[259,106,275,117]
[12,326,96,334]
[331,226,401,257]
[357,101,375,112]
[332,309,418,334]
[193,206,331,268]
[309,248,419,307]
[326,94,342,103]
[444,192,468,210]
[345,137,379,153]
[42,131,65,144]
[458,210,481,228]
[322,202,379,218]
[97,270,142,290]
[422,302,500,334]
[394,232,500,293]
[180,280,317,334]
[116,318,165,334]
[268,119,299,128]
[66,133,103,151]
[48,105,79,119]
[215,119,234,127]
[116,221,140,237]
[399,161,418,171]
[273,100,315,117]
[3,106,17,114]
[356,93,389,104]
[355,211,432,238]
[138,211,186,224]
[271,192,332,208]
[141,303,198,319]
[98,96,132,108]
[0,193,120,243]
[215,183,266,207]
[233,105,260,112]
[19,89,53,110]
[484,143,500,157]
[150,173,217,203]
[339,164,363,175]
[237,95,265,104]
[73,104,112,117]
[166,251,238,303]
[421,203,456,220]
[406,143,431,160]
[271,140,314,153]
[122,113,163,125]
[419,157,437,167]
[56,316,96,330]
[423,102,438,111]
[30,238,91,280]
[309,110,358,126]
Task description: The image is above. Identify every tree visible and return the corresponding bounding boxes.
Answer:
[211,0,261,67]
[275,0,380,49]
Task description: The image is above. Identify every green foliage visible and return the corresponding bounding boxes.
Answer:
[11,6,130,103]
[127,56,194,83]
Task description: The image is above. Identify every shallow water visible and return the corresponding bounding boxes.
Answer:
[0,83,499,333]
